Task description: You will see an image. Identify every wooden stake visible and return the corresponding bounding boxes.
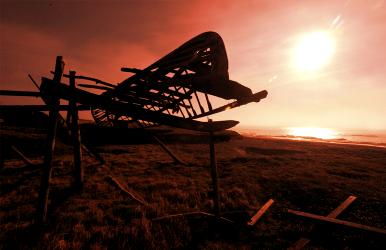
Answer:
[36,56,63,224]
[248,199,274,226]
[69,71,83,189]
[208,119,220,217]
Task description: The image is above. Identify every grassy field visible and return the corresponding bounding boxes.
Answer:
[0,124,385,249]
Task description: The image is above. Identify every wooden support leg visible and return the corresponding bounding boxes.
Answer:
[208,119,220,217]
[36,56,63,224]
[69,71,83,189]
[151,134,186,165]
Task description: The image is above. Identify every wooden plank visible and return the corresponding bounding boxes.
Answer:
[328,195,357,218]
[69,71,83,189]
[287,209,386,235]
[290,196,357,250]
[248,199,274,226]
[36,56,63,224]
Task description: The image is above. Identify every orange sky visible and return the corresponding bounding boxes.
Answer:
[1,0,385,130]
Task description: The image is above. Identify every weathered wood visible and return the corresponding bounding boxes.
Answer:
[36,56,63,224]
[287,209,386,235]
[28,76,104,165]
[248,199,274,226]
[289,196,357,250]
[40,79,239,132]
[107,175,147,205]
[69,71,83,189]
[10,145,35,166]
[208,119,220,217]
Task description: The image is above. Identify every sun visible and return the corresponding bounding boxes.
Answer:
[292,31,335,71]
[287,127,337,140]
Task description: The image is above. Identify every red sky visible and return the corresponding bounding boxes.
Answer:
[1,0,385,130]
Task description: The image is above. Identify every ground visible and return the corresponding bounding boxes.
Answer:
[0,124,385,249]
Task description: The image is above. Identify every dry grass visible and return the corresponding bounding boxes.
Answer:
[1,125,385,249]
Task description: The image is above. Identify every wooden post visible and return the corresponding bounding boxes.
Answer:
[208,119,220,217]
[69,71,83,189]
[36,56,63,224]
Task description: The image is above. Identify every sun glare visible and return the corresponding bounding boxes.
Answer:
[287,127,337,140]
[292,31,335,71]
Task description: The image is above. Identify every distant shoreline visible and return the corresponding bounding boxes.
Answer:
[241,133,386,149]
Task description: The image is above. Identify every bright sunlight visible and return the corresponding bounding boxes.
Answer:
[287,127,338,139]
[292,31,335,71]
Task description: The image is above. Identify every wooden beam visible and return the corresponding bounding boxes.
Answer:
[288,209,386,235]
[290,195,357,250]
[247,199,274,226]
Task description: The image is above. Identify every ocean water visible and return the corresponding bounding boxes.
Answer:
[235,126,386,148]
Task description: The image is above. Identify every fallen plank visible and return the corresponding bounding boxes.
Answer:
[248,199,274,226]
[288,209,386,235]
[289,195,357,250]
